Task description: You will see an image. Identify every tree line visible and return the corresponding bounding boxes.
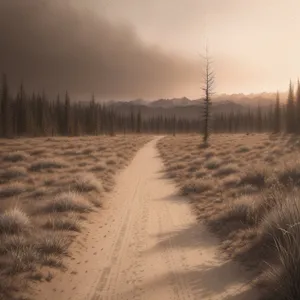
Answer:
[0,74,299,137]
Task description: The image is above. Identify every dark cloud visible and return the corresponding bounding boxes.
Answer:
[0,0,199,100]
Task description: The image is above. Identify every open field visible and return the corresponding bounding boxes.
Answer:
[158,133,300,300]
[0,135,151,300]
[31,137,258,300]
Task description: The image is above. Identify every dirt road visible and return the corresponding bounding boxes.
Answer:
[34,137,258,300]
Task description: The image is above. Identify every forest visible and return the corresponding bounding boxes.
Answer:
[0,74,300,137]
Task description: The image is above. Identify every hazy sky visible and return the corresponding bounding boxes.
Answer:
[0,0,299,100]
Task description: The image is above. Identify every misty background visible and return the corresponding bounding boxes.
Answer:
[0,0,299,101]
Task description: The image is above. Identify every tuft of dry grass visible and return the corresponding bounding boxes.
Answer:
[0,166,27,182]
[204,157,222,170]
[215,163,239,177]
[29,159,68,171]
[3,151,29,162]
[36,233,69,255]
[180,178,214,195]
[44,215,81,232]
[90,162,107,172]
[240,166,270,188]
[73,173,103,193]
[0,208,30,235]
[0,182,27,198]
[43,192,92,213]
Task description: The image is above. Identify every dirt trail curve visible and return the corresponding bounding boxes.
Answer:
[34,137,259,300]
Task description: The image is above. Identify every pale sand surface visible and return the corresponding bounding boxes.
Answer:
[33,137,259,300]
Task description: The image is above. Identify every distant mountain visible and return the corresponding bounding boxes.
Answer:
[109,98,247,120]
[106,92,283,120]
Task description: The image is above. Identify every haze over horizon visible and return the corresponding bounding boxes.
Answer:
[0,0,299,101]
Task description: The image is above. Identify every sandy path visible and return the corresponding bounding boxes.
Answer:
[33,137,259,300]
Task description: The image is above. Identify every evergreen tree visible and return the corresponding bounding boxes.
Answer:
[136,110,141,133]
[64,92,71,135]
[286,80,296,133]
[0,74,9,137]
[274,91,281,133]
[296,79,300,132]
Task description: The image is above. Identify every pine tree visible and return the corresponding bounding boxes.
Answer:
[296,79,300,133]
[136,110,141,133]
[0,74,9,137]
[286,80,296,133]
[274,91,281,133]
[64,92,71,136]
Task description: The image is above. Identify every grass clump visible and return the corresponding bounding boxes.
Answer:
[181,179,213,195]
[3,151,29,162]
[29,159,68,171]
[236,146,250,153]
[0,182,26,198]
[90,162,107,172]
[204,157,222,170]
[44,215,81,232]
[74,172,103,193]
[277,160,300,185]
[0,166,27,182]
[0,208,30,234]
[222,174,241,187]
[216,163,239,176]
[260,194,300,299]
[44,192,92,213]
[220,203,256,226]
[36,233,69,255]
[240,166,270,188]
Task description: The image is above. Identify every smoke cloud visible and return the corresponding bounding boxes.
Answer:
[0,0,200,100]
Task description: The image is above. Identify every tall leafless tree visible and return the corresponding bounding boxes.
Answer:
[201,46,215,144]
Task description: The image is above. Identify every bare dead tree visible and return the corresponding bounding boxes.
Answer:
[201,46,215,144]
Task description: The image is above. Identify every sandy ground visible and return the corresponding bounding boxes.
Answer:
[32,137,259,300]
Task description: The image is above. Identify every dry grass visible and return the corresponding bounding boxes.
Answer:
[0,208,30,234]
[44,192,92,213]
[73,173,103,193]
[0,135,151,299]
[29,159,68,171]
[44,215,81,232]
[158,133,300,300]
[0,166,27,183]
[0,182,27,198]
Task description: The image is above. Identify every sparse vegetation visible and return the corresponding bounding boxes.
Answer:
[45,192,92,213]
[0,208,30,234]
[0,135,151,298]
[158,133,300,300]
